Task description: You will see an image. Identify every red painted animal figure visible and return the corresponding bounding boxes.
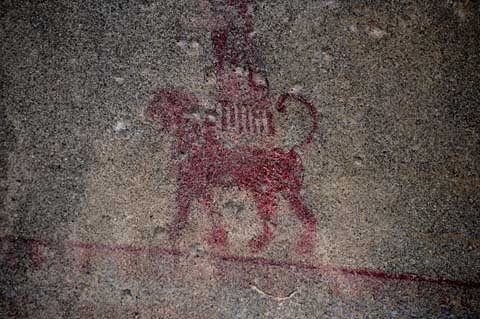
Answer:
[146,0,319,253]
[146,90,317,253]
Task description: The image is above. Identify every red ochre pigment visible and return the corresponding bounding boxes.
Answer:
[146,0,318,253]
[1,235,479,289]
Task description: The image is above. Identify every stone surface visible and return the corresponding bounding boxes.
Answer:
[1,0,479,318]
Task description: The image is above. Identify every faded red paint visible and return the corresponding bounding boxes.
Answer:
[1,238,47,271]
[2,235,480,289]
[27,241,45,270]
[146,0,318,253]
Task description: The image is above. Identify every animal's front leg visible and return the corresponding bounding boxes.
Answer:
[283,189,317,254]
[249,191,277,253]
[202,194,228,247]
[169,180,194,243]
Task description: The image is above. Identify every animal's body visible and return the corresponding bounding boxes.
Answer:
[146,90,317,253]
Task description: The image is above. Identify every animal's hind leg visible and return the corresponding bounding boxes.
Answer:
[249,192,276,253]
[202,194,228,247]
[169,183,194,243]
[283,189,317,254]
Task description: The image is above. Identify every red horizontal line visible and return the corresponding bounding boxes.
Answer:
[64,240,183,257]
[2,235,479,289]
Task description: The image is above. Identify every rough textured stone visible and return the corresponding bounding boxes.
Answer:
[1,0,479,318]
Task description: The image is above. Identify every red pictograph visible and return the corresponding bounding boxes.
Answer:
[146,0,319,253]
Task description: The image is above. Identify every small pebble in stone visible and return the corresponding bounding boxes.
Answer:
[353,159,364,167]
[176,40,189,49]
[190,41,201,56]
[366,24,387,39]
[345,24,358,33]
[114,121,128,132]
[289,84,303,94]
[253,72,267,87]
[113,77,125,85]
[235,66,248,77]
[190,243,207,257]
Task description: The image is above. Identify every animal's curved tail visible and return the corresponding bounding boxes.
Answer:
[276,93,319,149]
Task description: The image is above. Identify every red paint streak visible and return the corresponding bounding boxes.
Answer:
[1,237,48,270]
[78,248,94,274]
[1,235,479,289]
[68,240,182,257]
[146,0,319,254]
[206,228,228,246]
[28,241,45,270]
[277,93,318,147]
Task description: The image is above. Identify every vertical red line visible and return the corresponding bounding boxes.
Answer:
[230,104,236,130]
[221,101,227,131]
[211,29,228,77]
[245,105,251,133]
[252,109,258,135]
[238,104,243,133]
[267,110,274,135]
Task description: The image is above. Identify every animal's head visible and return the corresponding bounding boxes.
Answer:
[145,89,200,131]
